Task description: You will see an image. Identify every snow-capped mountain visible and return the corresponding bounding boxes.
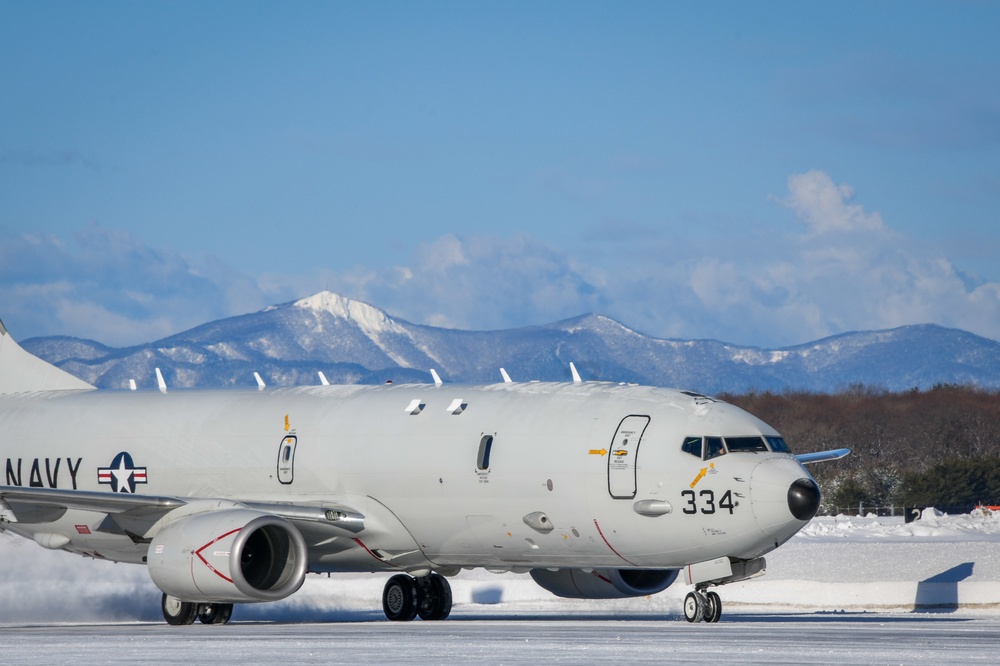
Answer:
[21,291,1000,393]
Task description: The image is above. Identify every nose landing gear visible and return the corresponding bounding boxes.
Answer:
[683,588,722,623]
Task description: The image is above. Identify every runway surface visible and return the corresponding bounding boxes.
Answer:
[5,612,1000,665]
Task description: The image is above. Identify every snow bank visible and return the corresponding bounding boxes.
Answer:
[800,508,1000,541]
[721,510,1000,613]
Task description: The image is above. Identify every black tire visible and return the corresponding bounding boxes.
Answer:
[417,573,453,621]
[705,591,722,623]
[382,574,419,622]
[198,603,234,625]
[683,591,704,623]
[161,593,198,626]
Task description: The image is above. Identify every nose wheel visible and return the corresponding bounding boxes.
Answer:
[683,589,722,623]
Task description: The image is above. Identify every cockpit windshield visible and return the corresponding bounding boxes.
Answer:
[725,436,769,452]
[680,435,793,460]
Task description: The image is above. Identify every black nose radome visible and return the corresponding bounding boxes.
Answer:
[787,478,821,521]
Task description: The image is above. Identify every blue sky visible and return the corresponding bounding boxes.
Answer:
[2,1,999,347]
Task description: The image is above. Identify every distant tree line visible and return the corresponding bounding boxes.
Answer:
[719,385,1000,514]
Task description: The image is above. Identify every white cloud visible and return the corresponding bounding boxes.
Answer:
[324,234,608,331]
[564,170,1000,346]
[673,171,1000,344]
[775,170,884,234]
[421,234,470,270]
[0,225,281,345]
[4,172,1000,350]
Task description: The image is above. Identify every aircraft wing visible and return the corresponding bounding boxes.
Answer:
[0,485,185,514]
[795,448,851,464]
[0,485,365,538]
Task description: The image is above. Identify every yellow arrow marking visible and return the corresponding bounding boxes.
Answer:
[690,463,715,488]
[690,468,708,489]
[589,449,608,456]
[284,414,290,432]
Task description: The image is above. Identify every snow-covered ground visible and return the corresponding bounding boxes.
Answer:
[2,509,999,625]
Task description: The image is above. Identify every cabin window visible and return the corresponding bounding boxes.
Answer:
[681,436,702,458]
[477,435,494,470]
[705,436,725,460]
[725,436,768,452]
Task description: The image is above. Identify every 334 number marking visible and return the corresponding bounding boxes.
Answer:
[681,489,736,515]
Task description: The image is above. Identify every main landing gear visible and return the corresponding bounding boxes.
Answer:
[382,572,453,621]
[161,593,234,626]
[683,588,722,623]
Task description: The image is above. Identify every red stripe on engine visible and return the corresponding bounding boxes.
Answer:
[194,527,242,583]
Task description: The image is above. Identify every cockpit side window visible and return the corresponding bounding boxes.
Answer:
[725,436,768,452]
[681,436,702,458]
[705,436,725,460]
[766,436,791,453]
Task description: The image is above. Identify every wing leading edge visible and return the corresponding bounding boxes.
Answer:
[0,485,365,539]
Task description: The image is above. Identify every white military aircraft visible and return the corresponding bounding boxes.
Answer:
[0,319,848,625]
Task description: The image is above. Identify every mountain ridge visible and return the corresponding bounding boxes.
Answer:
[19,291,1000,394]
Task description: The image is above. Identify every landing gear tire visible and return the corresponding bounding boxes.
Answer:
[161,593,198,626]
[683,591,705,623]
[382,572,454,622]
[705,591,722,623]
[198,603,234,625]
[382,574,419,622]
[416,572,453,621]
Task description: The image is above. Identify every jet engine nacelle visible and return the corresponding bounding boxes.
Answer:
[530,567,679,599]
[147,508,308,603]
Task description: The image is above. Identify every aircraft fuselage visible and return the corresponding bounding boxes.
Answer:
[1,382,813,574]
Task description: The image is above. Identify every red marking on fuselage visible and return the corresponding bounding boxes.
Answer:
[351,537,401,568]
[593,519,639,566]
[195,527,241,583]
